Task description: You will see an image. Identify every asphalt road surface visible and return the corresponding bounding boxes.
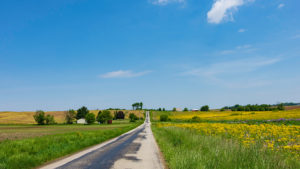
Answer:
[41,111,164,169]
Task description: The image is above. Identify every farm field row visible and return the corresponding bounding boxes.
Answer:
[0,121,142,169]
[152,109,300,121]
[0,110,144,124]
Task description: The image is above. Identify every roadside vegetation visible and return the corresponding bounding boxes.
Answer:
[152,126,299,169]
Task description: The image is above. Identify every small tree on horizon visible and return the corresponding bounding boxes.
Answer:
[200,105,209,111]
[33,110,45,125]
[76,106,89,119]
[65,109,76,124]
[183,108,188,112]
[172,108,176,112]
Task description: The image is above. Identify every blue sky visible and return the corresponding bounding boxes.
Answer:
[1,0,300,111]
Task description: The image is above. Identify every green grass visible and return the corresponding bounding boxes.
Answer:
[0,121,142,169]
[152,124,300,169]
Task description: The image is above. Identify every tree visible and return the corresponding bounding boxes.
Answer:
[76,106,89,119]
[65,109,76,124]
[140,102,143,110]
[97,110,112,124]
[114,111,125,119]
[183,107,188,112]
[162,108,165,111]
[173,108,176,111]
[129,113,138,122]
[200,105,209,111]
[45,114,56,125]
[158,108,162,111]
[85,113,95,124]
[34,110,45,125]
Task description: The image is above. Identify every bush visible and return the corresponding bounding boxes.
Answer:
[200,105,209,111]
[191,116,201,122]
[129,113,138,122]
[33,110,45,125]
[160,115,169,122]
[45,114,56,125]
[114,111,125,119]
[76,106,89,120]
[173,108,176,111]
[183,108,188,112]
[65,109,76,124]
[85,113,95,124]
[97,110,112,124]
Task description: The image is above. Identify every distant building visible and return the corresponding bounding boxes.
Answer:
[175,108,182,112]
[77,118,86,124]
[192,109,199,112]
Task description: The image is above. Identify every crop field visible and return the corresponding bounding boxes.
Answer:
[152,109,300,121]
[0,110,144,124]
[0,121,142,169]
[152,109,300,169]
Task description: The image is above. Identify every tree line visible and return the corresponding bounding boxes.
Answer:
[33,106,140,125]
[221,104,285,111]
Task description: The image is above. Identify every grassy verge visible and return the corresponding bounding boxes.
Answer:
[0,122,142,169]
[152,124,300,169]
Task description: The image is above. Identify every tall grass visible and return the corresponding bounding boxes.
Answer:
[0,122,141,169]
[152,125,299,169]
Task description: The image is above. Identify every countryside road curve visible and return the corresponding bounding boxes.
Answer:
[40,111,164,169]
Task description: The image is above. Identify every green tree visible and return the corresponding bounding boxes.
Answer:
[162,108,165,111]
[158,108,162,111]
[129,113,138,122]
[45,114,56,125]
[65,109,76,124]
[85,113,95,124]
[33,110,45,125]
[200,105,209,111]
[97,110,112,124]
[140,102,143,110]
[76,106,89,119]
[172,107,176,111]
[183,107,188,112]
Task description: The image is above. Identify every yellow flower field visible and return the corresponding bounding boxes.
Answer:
[158,123,300,157]
[154,109,300,121]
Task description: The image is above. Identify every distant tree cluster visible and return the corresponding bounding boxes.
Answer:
[157,108,166,111]
[132,102,143,110]
[33,110,56,125]
[200,105,210,111]
[221,104,285,111]
[114,111,125,120]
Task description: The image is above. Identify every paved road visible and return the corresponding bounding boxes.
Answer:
[41,111,164,169]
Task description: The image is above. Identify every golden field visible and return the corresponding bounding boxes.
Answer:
[158,123,300,158]
[153,109,300,121]
[0,110,144,124]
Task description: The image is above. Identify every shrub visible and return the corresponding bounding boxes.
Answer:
[76,106,89,120]
[33,110,45,125]
[45,114,56,125]
[114,111,125,119]
[200,105,209,111]
[173,108,176,111]
[85,113,95,124]
[183,108,188,112]
[160,115,169,122]
[97,110,112,124]
[65,109,76,124]
[191,116,201,122]
[129,113,138,122]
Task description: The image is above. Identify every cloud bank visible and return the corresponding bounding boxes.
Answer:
[100,70,151,78]
[207,0,254,24]
[151,0,185,6]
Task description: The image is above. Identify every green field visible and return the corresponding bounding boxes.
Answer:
[0,121,142,169]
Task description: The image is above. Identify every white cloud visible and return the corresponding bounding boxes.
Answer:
[207,0,254,24]
[151,0,185,6]
[291,34,300,39]
[278,3,285,9]
[181,57,280,88]
[100,70,151,78]
[238,28,246,33]
[220,44,254,55]
[182,58,280,77]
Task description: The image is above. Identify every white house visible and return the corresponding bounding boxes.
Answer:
[77,118,86,124]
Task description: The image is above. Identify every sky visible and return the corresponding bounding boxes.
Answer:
[1,0,300,111]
